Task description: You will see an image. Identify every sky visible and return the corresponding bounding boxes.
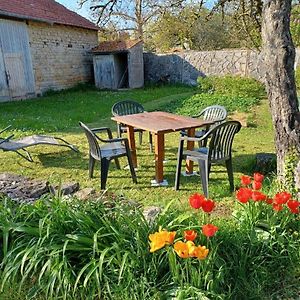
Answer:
[56,0,91,19]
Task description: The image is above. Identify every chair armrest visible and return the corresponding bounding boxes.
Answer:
[0,125,12,135]
[92,127,113,139]
[180,128,212,142]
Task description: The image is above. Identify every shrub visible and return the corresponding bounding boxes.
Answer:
[1,188,299,299]
[158,93,260,116]
[197,75,266,99]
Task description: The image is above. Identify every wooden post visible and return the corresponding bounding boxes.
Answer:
[127,125,137,168]
[186,128,195,174]
[154,133,164,183]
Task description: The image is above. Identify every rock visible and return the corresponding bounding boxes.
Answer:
[73,188,96,200]
[255,153,276,174]
[0,172,50,203]
[51,182,80,196]
[143,206,162,224]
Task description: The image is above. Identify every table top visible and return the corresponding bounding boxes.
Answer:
[111,111,213,134]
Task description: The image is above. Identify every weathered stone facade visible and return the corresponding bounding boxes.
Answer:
[28,21,98,94]
[144,48,300,85]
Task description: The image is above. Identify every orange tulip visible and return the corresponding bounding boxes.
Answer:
[202,224,219,238]
[149,229,176,253]
[184,230,198,241]
[192,245,209,260]
[174,241,190,258]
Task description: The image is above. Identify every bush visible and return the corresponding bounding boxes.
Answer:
[197,75,266,99]
[0,191,299,299]
[158,93,260,116]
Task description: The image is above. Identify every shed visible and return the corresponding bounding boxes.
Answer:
[92,40,144,90]
[0,0,99,102]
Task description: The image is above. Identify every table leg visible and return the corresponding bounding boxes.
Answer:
[154,133,164,183]
[186,128,195,174]
[127,125,137,168]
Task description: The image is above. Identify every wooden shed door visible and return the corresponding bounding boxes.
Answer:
[0,19,35,100]
[3,53,27,98]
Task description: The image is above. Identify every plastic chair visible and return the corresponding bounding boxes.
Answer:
[175,121,241,197]
[181,105,227,145]
[79,122,137,190]
[112,100,153,151]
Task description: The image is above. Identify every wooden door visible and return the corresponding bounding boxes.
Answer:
[0,19,35,100]
[0,46,9,101]
[93,55,116,89]
[3,53,27,98]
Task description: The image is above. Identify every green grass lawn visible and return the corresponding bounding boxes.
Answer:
[0,84,274,209]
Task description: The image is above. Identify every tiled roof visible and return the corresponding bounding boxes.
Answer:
[0,0,99,30]
[92,39,142,53]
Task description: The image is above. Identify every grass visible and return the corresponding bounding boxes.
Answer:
[2,83,299,300]
[0,84,274,208]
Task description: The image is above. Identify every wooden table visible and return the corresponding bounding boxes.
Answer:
[111,111,213,186]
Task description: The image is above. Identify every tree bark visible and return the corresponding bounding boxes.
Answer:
[261,0,300,181]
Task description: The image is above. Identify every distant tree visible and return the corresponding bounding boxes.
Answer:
[79,0,203,40]
[145,6,233,51]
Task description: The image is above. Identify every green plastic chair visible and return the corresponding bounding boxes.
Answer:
[175,121,241,197]
[79,122,137,190]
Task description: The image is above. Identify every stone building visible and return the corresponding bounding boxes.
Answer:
[92,40,144,90]
[0,0,99,101]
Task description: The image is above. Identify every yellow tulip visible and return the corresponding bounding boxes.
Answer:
[149,229,176,253]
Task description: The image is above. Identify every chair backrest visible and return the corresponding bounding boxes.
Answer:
[207,121,241,161]
[199,105,227,123]
[79,122,101,159]
[112,100,144,116]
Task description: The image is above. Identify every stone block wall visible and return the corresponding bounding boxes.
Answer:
[28,21,98,94]
[144,48,294,85]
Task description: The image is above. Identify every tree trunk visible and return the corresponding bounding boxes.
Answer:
[261,0,300,181]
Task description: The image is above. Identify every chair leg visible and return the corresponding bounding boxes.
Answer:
[100,158,110,190]
[89,156,95,178]
[149,132,153,152]
[126,150,137,184]
[198,159,209,198]
[175,140,184,190]
[139,131,143,145]
[117,125,122,138]
[225,158,234,192]
[114,158,121,169]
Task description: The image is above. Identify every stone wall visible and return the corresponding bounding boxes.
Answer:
[144,48,300,85]
[28,21,98,94]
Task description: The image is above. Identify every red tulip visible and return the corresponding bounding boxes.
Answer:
[287,200,300,214]
[189,193,205,209]
[202,224,219,237]
[273,203,283,212]
[201,199,215,213]
[252,191,267,201]
[274,192,291,205]
[184,230,198,241]
[252,181,262,190]
[236,188,252,203]
[253,173,264,183]
[265,197,273,205]
[241,175,251,186]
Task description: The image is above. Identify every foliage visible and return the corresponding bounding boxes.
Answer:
[145,7,233,51]
[295,67,300,90]
[158,93,259,116]
[197,75,266,99]
[1,183,299,299]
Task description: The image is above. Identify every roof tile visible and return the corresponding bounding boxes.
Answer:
[0,0,99,30]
